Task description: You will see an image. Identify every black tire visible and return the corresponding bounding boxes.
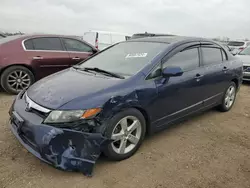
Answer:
[103,108,146,161]
[218,82,237,112]
[0,66,35,94]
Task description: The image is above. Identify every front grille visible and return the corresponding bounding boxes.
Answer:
[243,66,250,72]
[24,92,51,118]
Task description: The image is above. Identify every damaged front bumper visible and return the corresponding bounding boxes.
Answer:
[9,92,109,176]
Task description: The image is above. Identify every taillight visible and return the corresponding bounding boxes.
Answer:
[239,47,245,51]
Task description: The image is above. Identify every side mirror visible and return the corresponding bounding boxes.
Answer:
[92,48,98,54]
[162,66,183,77]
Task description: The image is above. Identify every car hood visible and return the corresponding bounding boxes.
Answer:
[236,55,250,65]
[27,68,123,109]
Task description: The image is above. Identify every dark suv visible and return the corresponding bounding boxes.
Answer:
[0,34,98,94]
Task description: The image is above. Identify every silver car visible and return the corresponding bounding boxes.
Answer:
[228,41,250,55]
[236,47,250,81]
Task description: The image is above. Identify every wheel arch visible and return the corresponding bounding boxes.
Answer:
[133,106,151,135]
[231,78,239,90]
[0,64,35,79]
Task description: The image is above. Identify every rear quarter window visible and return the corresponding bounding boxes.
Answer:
[24,39,34,50]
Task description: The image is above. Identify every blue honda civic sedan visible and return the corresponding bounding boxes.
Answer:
[9,36,243,176]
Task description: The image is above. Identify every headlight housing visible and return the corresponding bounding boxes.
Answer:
[44,108,101,124]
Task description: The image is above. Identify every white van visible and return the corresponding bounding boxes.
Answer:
[83,30,131,50]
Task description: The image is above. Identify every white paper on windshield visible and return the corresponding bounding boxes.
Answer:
[125,53,148,58]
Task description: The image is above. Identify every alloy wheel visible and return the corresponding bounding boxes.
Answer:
[7,70,31,92]
[111,116,142,154]
[224,85,236,109]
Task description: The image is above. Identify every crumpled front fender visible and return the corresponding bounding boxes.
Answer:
[40,127,108,176]
[10,112,109,176]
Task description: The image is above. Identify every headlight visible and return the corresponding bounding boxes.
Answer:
[44,108,101,124]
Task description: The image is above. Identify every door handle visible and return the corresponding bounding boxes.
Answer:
[72,57,80,60]
[194,74,203,82]
[33,56,43,60]
[195,74,203,79]
[223,66,229,71]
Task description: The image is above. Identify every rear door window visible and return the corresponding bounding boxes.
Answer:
[32,37,64,51]
[163,48,199,72]
[62,38,93,52]
[201,47,222,65]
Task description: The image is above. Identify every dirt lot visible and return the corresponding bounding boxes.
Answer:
[0,85,250,188]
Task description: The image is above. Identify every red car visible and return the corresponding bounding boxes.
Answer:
[0,34,98,94]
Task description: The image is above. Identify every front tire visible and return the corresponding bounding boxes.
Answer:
[218,82,237,112]
[0,66,35,94]
[103,108,146,161]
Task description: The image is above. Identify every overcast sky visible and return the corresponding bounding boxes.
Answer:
[0,0,249,39]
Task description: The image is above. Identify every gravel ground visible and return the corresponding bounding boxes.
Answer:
[0,85,250,188]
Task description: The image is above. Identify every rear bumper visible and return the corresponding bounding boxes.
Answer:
[9,91,109,176]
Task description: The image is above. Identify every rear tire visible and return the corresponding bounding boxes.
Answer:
[218,82,237,112]
[0,66,35,94]
[103,108,146,161]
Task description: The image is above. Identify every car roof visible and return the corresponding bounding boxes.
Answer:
[127,36,210,44]
[85,30,131,36]
[0,34,84,42]
[22,34,82,39]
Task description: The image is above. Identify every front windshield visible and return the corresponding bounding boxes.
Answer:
[79,42,167,76]
[239,47,250,55]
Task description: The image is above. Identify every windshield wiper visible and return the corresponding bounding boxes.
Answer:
[72,66,125,79]
[84,67,125,79]
[72,65,85,70]
[72,65,96,74]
